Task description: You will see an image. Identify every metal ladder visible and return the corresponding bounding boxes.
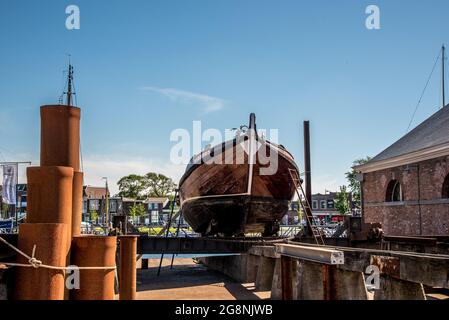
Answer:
[289,169,325,246]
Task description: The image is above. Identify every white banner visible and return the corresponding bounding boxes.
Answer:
[2,164,17,205]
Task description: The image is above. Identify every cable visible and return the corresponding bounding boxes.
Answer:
[406,48,442,133]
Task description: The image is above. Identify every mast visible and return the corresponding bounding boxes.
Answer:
[66,63,74,106]
[442,45,446,108]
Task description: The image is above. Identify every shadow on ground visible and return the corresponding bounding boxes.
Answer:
[136,258,268,300]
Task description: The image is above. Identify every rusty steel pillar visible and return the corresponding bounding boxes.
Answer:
[40,105,81,171]
[119,235,138,300]
[14,223,68,300]
[71,171,84,237]
[303,120,314,235]
[70,236,117,300]
[281,256,293,300]
[26,166,73,257]
[322,265,337,300]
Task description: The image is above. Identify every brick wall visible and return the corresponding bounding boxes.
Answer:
[363,155,449,236]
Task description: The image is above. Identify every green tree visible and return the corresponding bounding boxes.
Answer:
[334,185,350,215]
[345,157,371,208]
[117,172,177,199]
[117,174,146,200]
[143,172,177,197]
[90,210,98,222]
[128,203,146,223]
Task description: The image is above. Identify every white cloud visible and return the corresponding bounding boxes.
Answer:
[141,86,226,113]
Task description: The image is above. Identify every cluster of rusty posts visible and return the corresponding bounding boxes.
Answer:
[13,105,137,300]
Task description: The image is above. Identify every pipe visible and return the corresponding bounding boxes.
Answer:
[26,166,73,257]
[119,235,138,300]
[14,223,68,300]
[70,236,117,300]
[40,105,81,171]
[72,171,84,237]
[303,121,313,234]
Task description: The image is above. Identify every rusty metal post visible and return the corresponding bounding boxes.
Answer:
[281,255,293,300]
[141,258,149,270]
[71,171,84,237]
[40,105,81,171]
[303,121,313,235]
[70,236,117,300]
[322,265,337,300]
[26,166,73,258]
[119,235,138,300]
[14,223,68,300]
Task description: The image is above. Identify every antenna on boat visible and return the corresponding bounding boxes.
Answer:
[442,44,446,108]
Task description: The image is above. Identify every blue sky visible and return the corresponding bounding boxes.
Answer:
[1,0,449,194]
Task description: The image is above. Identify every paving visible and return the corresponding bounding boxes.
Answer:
[136,258,270,300]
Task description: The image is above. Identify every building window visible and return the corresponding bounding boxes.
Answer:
[89,199,100,211]
[150,211,159,224]
[386,180,403,202]
[312,200,318,209]
[320,200,326,209]
[442,174,449,198]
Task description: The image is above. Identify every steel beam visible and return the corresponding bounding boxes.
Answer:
[275,244,344,265]
[138,236,287,255]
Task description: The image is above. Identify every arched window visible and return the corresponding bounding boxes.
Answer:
[442,174,449,198]
[386,179,403,202]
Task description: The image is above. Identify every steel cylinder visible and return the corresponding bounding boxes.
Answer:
[70,236,117,300]
[40,105,81,171]
[71,171,84,237]
[14,223,68,300]
[119,236,138,300]
[26,166,73,257]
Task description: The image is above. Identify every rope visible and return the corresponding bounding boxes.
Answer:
[0,236,116,271]
[406,48,442,132]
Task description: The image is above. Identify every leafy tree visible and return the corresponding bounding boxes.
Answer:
[128,203,146,223]
[143,172,177,197]
[90,210,98,222]
[117,174,146,200]
[345,157,371,208]
[117,172,177,199]
[334,185,350,215]
[129,203,146,217]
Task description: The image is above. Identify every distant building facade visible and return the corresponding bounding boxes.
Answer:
[81,186,179,226]
[285,192,348,225]
[356,106,449,236]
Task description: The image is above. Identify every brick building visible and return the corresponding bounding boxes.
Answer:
[355,106,449,236]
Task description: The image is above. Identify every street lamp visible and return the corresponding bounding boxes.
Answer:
[102,177,109,228]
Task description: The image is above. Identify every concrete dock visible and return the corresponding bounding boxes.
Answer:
[134,258,270,300]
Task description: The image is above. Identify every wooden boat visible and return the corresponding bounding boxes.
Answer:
[179,114,300,236]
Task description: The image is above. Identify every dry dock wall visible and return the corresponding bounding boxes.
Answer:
[199,244,442,300]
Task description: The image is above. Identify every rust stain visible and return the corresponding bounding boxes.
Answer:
[370,255,400,278]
